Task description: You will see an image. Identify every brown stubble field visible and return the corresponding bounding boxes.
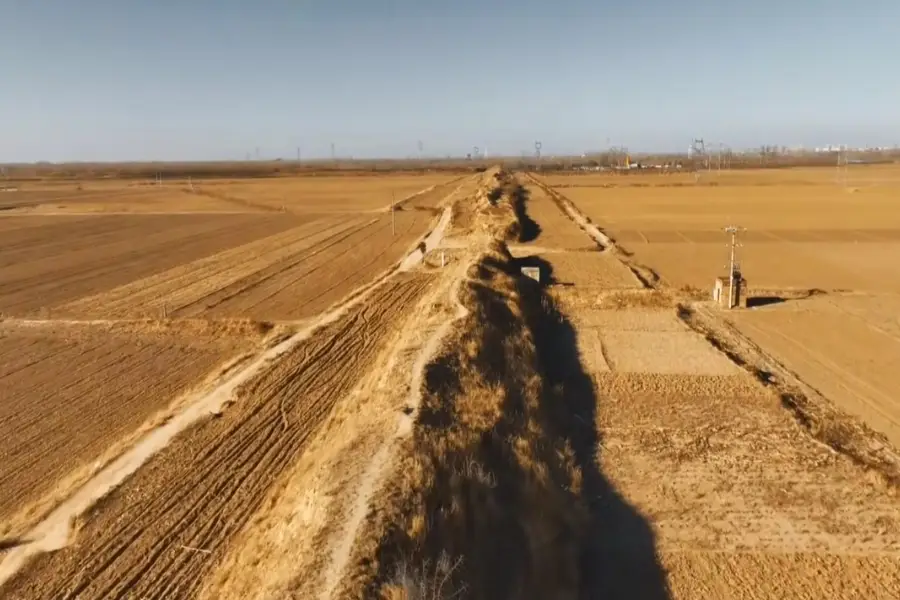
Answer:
[0,171,461,579]
[538,164,900,449]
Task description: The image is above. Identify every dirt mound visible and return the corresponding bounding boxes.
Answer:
[337,241,618,599]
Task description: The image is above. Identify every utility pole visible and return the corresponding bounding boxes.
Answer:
[331,142,336,161]
[391,191,396,236]
[724,225,745,308]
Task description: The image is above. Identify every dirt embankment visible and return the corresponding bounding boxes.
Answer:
[336,173,651,599]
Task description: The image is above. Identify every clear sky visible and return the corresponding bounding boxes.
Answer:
[2,0,899,162]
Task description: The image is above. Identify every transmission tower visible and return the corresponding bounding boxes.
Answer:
[689,138,709,180]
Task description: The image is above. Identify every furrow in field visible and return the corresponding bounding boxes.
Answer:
[60,216,356,318]
[208,211,431,320]
[0,326,247,534]
[2,273,434,600]
[0,215,298,315]
[174,216,380,318]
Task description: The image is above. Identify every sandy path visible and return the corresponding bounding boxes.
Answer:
[0,273,434,599]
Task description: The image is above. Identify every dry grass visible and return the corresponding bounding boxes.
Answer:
[337,175,596,600]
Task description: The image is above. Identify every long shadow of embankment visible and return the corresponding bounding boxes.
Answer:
[346,242,669,599]
[517,254,670,600]
[509,183,541,243]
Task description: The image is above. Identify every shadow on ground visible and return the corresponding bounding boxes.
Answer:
[356,247,669,599]
[519,255,670,600]
[747,296,787,308]
[509,183,541,243]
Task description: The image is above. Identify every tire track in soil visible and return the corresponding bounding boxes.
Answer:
[235,213,422,318]
[1,273,434,600]
[178,217,382,318]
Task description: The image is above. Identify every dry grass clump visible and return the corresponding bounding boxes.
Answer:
[338,243,592,599]
[474,172,539,243]
[595,289,672,310]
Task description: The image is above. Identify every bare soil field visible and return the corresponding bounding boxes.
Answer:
[725,294,900,448]
[4,166,899,599]
[537,167,900,448]
[0,187,249,214]
[592,367,900,599]
[0,173,462,319]
[2,273,434,599]
[541,163,900,189]
[552,278,900,597]
[0,170,464,597]
[58,208,438,321]
[195,173,459,213]
[513,249,640,289]
[538,168,900,293]
[0,213,302,315]
[0,321,254,535]
[525,169,900,598]
[621,242,900,293]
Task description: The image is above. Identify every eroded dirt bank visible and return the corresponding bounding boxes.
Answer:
[330,172,664,599]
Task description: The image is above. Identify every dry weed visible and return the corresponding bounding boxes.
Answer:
[337,174,591,599]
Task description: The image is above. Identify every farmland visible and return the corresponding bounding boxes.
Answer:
[0,174,461,320]
[1,165,899,599]
[537,165,900,448]
[540,167,900,293]
[0,169,467,595]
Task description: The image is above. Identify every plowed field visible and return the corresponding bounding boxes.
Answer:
[726,294,900,447]
[564,302,900,599]
[195,174,460,213]
[540,171,900,293]
[2,273,433,599]
[508,173,900,598]
[60,209,438,321]
[0,322,251,533]
[0,213,302,315]
[0,187,250,214]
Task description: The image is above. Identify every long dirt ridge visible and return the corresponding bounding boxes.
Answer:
[328,169,617,598]
[0,180,472,598]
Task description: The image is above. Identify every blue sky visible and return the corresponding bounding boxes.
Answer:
[2,0,899,161]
